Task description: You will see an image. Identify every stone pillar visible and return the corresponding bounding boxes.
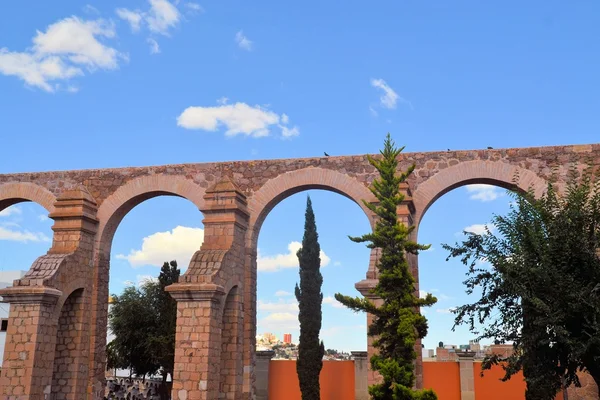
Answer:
[351,351,369,400]
[0,287,61,400]
[0,188,97,400]
[457,351,476,400]
[255,351,274,400]
[355,279,381,388]
[167,176,249,400]
[168,284,226,400]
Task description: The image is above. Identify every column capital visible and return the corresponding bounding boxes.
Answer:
[0,285,62,305]
[456,350,476,360]
[166,283,226,303]
[351,351,368,360]
[355,279,378,298]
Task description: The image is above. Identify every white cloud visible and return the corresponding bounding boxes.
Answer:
[235,30,253,51]
[420,289,451,301]
[38,214,50,222]
[463,223,495,236]
[323,296,345,309]
[116,0,183,44]
[370,78,412,110]
[436,308,457,314]
[0,227,50,243]
[257,241,330,272]
[123,275,158,287]
[33,17,120,69]
[137,274,158,285]
[0,206,22,217]
[177,102,299,139]
[258,300,298,312]
[369,106,378,117]
[275,290,292,297]
[116,8,144,32]
[280,125,300,138]
[116,225,203,268]
[147,38,161,54]
[0,16,122,92]
[333,261,342,267]
[259,312,299,332]
[147,0,181,35]
[216,96,229,105]
[465,184,504,202]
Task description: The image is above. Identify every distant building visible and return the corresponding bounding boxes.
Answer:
[422,348,435,360]
[0,270,27,366]
[283,333,292,344]
[486,343,514,358]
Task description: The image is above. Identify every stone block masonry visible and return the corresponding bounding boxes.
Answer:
[0,143,598,399]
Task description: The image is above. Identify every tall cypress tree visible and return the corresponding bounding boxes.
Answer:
[335,134,437,400]
[295,196,325,400]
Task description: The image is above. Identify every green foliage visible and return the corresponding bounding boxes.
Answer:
[295,196,325,400]
[108,260,180,395]
[335,134,437,400]
[443,167,600,399]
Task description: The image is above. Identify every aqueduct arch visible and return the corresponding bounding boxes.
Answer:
[0,143,597,399]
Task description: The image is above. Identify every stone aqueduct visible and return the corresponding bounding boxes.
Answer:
[0,143,598,400]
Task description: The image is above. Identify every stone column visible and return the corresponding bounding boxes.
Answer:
[167,176,249,400]
[351,351,369,400]
[457,351,476,400]
[0,188,97,400]
[167,284,226,400]
[255,351,275,400]
[355,279,381,388]
[0,287,62,400]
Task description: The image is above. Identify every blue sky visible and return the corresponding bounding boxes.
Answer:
[1,0,599,351]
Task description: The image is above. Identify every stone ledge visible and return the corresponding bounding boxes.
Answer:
[0,286,62,304]
[165,283,226,303]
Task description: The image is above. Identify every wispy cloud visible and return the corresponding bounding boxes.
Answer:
[370,78,412,110]
[256,241,330,272]
[275,290,292,297]
[465,184,504,202]
[235,30,253,51]
[0,226,50,243]
[147,38,160,54]
[436,307,457,314]
[462,223,496,236]
[0,206,22,217]
[323,296,345,309]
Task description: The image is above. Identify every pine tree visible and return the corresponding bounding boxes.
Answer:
[295,196,325,400]
[335,134,437,400]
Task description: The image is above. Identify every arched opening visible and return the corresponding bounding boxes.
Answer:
[220,286,243,397]
[96,180,205,396]
[254,189,372,359]
[417,182,516,358]
[51,288,86,400]
[0,201,53,367]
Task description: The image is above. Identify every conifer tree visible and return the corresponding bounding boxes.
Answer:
[295,196,325,400]
[335,134,437,400]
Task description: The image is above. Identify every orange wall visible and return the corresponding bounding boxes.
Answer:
[473,362,563,400]
[423,362,461,400]
[268,360,355,400]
